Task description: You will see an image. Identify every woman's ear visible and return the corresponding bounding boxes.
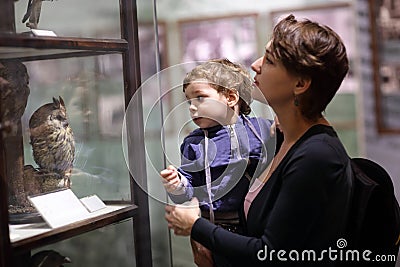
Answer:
[293,76,311,96]
[226,89,240,108]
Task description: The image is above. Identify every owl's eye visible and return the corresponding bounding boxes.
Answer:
[56,115,65,121]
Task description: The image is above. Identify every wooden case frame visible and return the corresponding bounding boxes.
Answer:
[0,0,153,266]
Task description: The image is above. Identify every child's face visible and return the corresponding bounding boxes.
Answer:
[185,82,231,129]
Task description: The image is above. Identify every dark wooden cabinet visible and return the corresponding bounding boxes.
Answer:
[0,0,152,266]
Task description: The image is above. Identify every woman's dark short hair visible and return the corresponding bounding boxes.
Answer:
[270,14,349,120]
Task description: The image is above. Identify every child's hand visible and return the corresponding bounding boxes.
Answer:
[160,165,182,193]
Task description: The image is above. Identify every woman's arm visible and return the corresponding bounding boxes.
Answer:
[166,139,349,265]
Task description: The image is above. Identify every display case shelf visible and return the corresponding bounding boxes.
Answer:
[10,203,137,254]
[0,35,128,61]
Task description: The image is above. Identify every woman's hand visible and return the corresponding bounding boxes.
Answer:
[165,197,201,236]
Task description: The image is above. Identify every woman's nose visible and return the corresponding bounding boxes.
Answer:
[251,57,263,73]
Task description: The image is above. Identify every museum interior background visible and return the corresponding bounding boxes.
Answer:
[5,0,400,266]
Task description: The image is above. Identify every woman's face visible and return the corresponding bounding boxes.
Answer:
[184,82,231,129]
[251,41,298,108]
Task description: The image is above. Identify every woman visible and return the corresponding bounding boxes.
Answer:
[165,14,353,266]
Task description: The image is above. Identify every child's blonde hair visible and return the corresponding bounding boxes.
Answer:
[183,58,254,115]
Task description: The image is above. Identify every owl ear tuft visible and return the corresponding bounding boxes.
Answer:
[52,97,60,108]
[59,96,66,108]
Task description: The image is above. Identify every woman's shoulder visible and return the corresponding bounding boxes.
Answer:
[296,128,348,165]
[271,128,351,190]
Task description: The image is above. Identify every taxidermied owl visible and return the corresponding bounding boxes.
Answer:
[29,96,75,187]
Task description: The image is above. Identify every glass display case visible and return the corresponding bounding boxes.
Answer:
[0,0,152,266]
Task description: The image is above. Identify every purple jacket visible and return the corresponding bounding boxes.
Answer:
[169,115,273,213]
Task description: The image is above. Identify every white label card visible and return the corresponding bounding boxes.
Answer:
[80,195,106,213]
[28,189,90,229]
[31,29,57,37]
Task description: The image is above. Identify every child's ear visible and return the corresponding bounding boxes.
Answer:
[226,89,239,108]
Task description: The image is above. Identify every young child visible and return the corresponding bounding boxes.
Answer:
[161,58,273,267]
[160,58,273,230]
